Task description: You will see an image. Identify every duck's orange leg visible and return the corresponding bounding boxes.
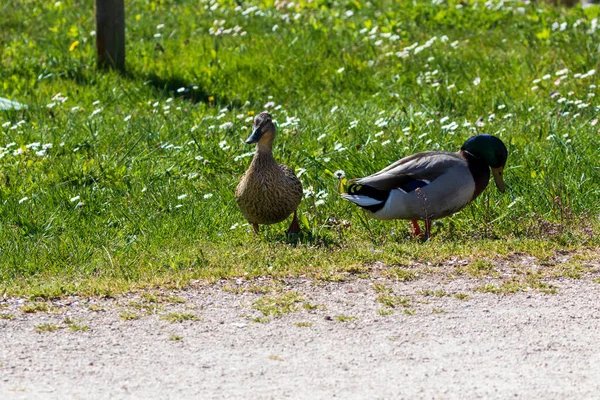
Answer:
[411,220,422,237]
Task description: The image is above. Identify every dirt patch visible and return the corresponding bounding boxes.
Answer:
[2,262,600,399]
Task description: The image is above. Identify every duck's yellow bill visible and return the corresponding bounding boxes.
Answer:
[492,166,505,192]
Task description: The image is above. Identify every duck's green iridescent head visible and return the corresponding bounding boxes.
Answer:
[461,134,508,192]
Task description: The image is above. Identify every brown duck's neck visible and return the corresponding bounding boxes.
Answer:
[459,150,490,201]
[252,147,276,166]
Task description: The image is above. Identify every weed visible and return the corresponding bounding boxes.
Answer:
[419,289,448,297]
[20,303,58,314]
[119,312,141,321]
[253,292,304,318]
[336,315,358,322]
[377,294,411,309]
[295,321,313,327]
[35,323,60,333]
[160,313,199,323]
[384,268,419,281]
[303,302,326,311]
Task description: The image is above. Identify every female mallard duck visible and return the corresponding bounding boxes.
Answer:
[235,112,303,234]
[341,134,508,238]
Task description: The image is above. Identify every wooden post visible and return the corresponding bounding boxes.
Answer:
[95,0,125,72]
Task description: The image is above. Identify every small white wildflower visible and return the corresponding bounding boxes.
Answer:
[70,195,80,202]
[19,197,29,204]
[124,115,132,122]
[219,122,233,130]
[334,170,345,179]
[178,194,187,200]
[230,223,239,230]
[498,104,506,109]
[203,193,213,199]
[337,67,345,74]
[473,77,481,86]
[296,167,307,178]
[157,24,165,30]
[330,105,339,114]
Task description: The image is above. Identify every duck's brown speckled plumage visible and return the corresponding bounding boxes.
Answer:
[236,153,302,225]
[235,112,303,230]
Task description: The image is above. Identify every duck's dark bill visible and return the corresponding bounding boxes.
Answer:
[245,127,263,144]
[492,167,505,192]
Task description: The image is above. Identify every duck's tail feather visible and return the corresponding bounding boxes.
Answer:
[341,182,390,213]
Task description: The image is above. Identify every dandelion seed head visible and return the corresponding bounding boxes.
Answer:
[334,170,345,179]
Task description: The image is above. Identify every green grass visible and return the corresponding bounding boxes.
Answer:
[64,317,90,332]
[252,291,304,317]
[2,0,600,296]
[335,314,358,322]
[294,321,313,327]
[160,312,199,323]
[34,323,60,332]
[120,311,141,321]
[20,302,58,314]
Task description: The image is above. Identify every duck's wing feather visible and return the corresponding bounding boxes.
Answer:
[355,151,465,191]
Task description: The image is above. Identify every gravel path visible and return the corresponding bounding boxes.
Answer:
[1,277,600,399]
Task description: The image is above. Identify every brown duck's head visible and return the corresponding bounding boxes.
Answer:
[461,134,508,192]
[245,112,276,147]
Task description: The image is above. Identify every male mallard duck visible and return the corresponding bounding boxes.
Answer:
[341,134,508,238]
[235,112,303,234]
